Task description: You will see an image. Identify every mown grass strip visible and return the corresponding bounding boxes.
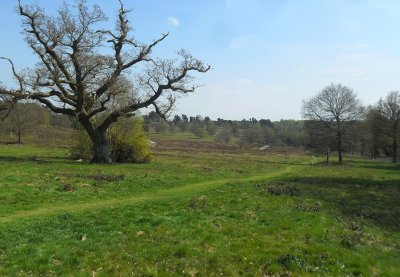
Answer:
[0,166,294,224]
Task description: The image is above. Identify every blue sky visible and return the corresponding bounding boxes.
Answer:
[1,0,400,120]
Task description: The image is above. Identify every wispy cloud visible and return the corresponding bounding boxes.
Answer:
[167,16,180,27]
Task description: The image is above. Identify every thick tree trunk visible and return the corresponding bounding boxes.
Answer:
[78,115,112,164]
[338,132,343,164]
[91,131,112,164]
[393,135,398,163]
[17,131,21,144]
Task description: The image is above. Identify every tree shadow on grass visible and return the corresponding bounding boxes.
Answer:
[346,159,400,171]
[284,176,400,232]
[0,155,75,165]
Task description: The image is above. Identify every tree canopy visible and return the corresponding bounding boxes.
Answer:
[302,84,363,164]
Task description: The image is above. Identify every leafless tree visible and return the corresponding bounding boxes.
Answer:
[7,103,38,144]
[0,0,209,163]
[302,84,363,164]
[378,91,400,163]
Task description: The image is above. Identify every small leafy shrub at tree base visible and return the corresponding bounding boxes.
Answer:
[110,117,153,163]
[70,131,93,162]
[111,133,153,163]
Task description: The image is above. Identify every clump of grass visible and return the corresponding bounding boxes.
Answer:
[188,195,208,210]
[341,232,363,248]
[348,220,363,232]
[339,220,365,248]
[28,155,37,162]
[173,247,187,258]
[257,181,301,196]
[62,173,125,182]
[90,174,125,182]
[294,200,322,212]
[277,254,312,272]
[56,181,76,192]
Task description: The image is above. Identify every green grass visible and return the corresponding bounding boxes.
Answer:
[0,144,399,276]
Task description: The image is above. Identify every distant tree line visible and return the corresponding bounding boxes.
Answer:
[143,111,310,148]
[1,84,399,164]
[141,84,400,164]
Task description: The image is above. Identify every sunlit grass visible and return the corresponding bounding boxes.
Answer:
[0,144,399,276]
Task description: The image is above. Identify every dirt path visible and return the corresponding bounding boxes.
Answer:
[0,166,294,224]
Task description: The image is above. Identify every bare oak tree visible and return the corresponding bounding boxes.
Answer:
[302,84,363,164]
[378,91,400,163]
[0,0,209,163]
[7,103,38,144]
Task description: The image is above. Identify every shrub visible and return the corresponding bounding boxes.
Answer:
[110,117,153,163]
[191,125,207,138]
[70,131,93,162]
[188,195,208,210]
[215,129,232,144]
[206,125,216,136]
[239,126,263,146]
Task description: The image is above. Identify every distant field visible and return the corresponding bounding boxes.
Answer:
[0,143,399,276]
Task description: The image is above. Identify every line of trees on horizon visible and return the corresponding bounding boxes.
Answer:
[1,82,399,164]
[140,83,399,164]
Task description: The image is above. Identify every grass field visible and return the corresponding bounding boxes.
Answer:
[0,144,399,276]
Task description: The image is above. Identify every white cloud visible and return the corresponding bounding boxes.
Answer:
[167,16,180,27]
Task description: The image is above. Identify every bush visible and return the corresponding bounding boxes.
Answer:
[70,131,93,162]
[215,129,231,144]
[206,125,216,136]
[110,117,153,163]
[191,125,207,138]
[239,126,263,147]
